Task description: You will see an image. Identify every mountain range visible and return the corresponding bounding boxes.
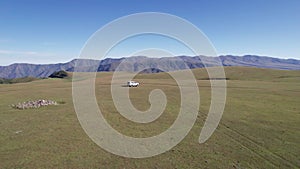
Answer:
[0,55,299,79]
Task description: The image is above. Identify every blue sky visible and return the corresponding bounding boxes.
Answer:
[0,0,299,65]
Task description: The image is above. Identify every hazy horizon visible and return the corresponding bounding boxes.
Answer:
[1,54,299,66]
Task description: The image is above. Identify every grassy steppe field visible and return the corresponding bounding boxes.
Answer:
[0,67,299,168]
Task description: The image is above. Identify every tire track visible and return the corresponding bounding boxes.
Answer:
[198,113,299,168]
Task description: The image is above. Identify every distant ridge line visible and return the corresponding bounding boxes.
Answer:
[0,55,299,79]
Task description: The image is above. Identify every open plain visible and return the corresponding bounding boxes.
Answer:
[1,67,299,168]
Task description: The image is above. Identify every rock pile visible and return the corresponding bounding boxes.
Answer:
[12,99,58,109]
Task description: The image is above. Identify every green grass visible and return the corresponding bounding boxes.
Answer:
[0,77,39,84]
[0,67,299,168]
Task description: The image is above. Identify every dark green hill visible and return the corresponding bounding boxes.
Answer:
[49,70,69,78]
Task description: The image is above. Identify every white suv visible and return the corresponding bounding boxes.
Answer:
[127,81,139,87]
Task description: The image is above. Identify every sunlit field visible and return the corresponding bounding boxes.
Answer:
[1,67,299,168]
